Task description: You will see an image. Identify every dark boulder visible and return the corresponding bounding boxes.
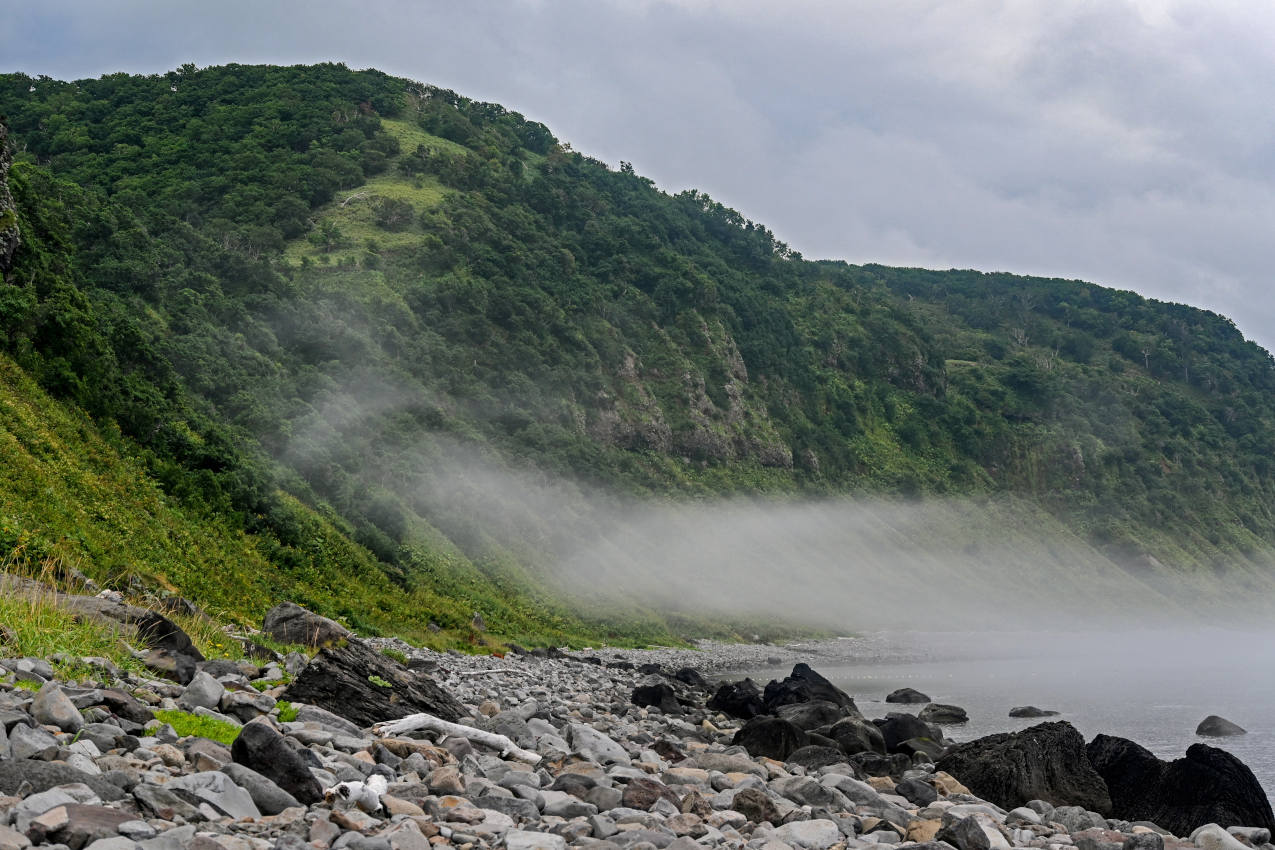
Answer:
[262,601,351,648]
[231,718,324,804]
[281,637,465,728]
[732,715,809,761]
[919,703,969,724]
[897,736,947,760]
[786,745,851,770]
[1196,715,1246,737]
[632,682,682,714]
[732,787,782,824]
[672,667,709,688]
[874,712,942,753]
[762,663,859,714]
[1010,706,1060,718]
[0,759,127,800]
[707,678,765,719]
[895,777,939,806]
[885,687,931,704]
[1087,735,1274,835]
[776,699,850,731]
[849,750,911,778]
[822,715,886,756]
[936,721,1112,814]
[135,610,205,661]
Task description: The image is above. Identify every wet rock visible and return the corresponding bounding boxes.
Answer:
[936,721,1111,814]
[632,682,682,714]
[1196,716,1246,737]
[706,678,765,720]
[920,703,969,724]
[762,663,859,714]
[775,700,848,731]
[885,687,931,704]
[733,715,809,761]
[823,715,886,755]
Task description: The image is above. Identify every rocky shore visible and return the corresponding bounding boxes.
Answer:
[0,615,1271,850]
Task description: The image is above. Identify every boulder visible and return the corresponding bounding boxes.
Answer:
[631,682,682,714]
[874,712,942,752]
[261,601,351,648]
[280,637,465,727]
[731,787,781,824]
[1196,716,1247,737]
[775,700,849,731]
[786,745,851,770]
[732,715,809,761]
[936,721,1111,814]
[822,715,887,756]
[0,759,127,800]
[30,683,84,733]
[220,762,303,815]
[1087,735,1274,835]
[762,663,859,714]
[885,687,931,704]
[1009,706,1060,718]
[230,717,323,804]
[896,777,939,806]
[920,703,969,724]
[165,771,261,819]
[706,678,764,719]
[671,668,709,688]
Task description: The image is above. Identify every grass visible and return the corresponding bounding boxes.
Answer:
[153,709,241,746]
[275,700,298,722]
[0,577,148,677]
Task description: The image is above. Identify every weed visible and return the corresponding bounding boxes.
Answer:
[152,709,241,746]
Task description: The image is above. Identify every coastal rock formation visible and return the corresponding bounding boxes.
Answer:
[920,702,969,724]
[1196,715,1247,736]
[937,721,1112,814]
[885,686,931,704]
[1009,706,1060,718]
[1087,734,1275,835]
[706,677,764,719]
[762,662,859,714]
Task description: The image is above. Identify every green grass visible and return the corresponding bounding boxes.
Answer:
[380,647,408,665]
[379,118,471,158]
[153,709,241,746]
[275,700,299,722]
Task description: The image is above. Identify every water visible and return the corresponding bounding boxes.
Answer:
[742,629,1275,805]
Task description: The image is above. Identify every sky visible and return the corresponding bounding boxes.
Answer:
[8,0,1275,352]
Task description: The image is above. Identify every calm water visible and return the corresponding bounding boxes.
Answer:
[742,629,1275,805]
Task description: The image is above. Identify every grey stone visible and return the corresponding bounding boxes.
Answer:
[505,830,568,850]
[1195,716,1247,737]
[772,820,843,850]
[262,602,350,648]
[166,771,261,819]
[9,723,60,760]
[131,783,204,822]
[568,723,629,765]
[219,762,302,815]
[31,683,84,733]
[181,672,225,711]
[1123,834,1164,850]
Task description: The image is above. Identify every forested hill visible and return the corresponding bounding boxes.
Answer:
[2,63,1274,642]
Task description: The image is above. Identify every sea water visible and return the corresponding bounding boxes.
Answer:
[742,629,1275,807]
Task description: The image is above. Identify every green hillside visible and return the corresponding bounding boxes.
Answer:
[2,63,1274,641]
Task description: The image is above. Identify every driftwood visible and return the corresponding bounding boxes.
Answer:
[375,713,542,764]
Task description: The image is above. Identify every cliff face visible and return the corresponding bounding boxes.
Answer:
[0,119,18,275]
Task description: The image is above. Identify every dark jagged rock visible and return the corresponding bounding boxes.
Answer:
[707,678,765,719]
[822,715,887,756]
[671,667,709,688]
[885,687,931,704]
[231,717,324,804]
[762,663,859,714]
[1087,735,1275,835]
[281,637,465,728]
[632,682,682,714]
[1010,706,1060,718]
[936,721,1111,814]
[135,610,205,661]
[895,777,939,806]
[775,699,849,731]
[1195,715,1246,737]
[919,703,969,724]
[732,715,809,761]
[874,712,942,753]
[262,601,351,648]
[849,750,911,778]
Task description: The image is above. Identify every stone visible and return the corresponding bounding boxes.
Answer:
[919,703,969,724]
[142,649,197,685]
[824,715,886,755]
[504,829,568,850]
[1196,716,1246,737]
[706,678,765,719]
[732,715,808,761]
[895,777,939,806]
[937,814,1011,850]
[874,713,941,752]
[0,760,125,801]
[182,672,226,710]
[622,777,680,810]
[885,687,931,704]
[29,803,136,848]
[261,601,351,648]
[1124,833,1165,850]
[280,638,465,727]
[1087,735,1274,835]
[732,787,781,824]
[0,824,29,850]
[1009,706,1060,718]
[31,683,84,733]
[8,724,59,760]
[632,683,682,714]
[785,745,850,770]
[229,718,323,804]
[166,770,261,819]
[775,700,849,731]
[1193,824,1250,850]
[568,723,629,765]
[772,819,843,850]
[936,721,1111,814]
[762,664,859,715]
[219,763,301,815]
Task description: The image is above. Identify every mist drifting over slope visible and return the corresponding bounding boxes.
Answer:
[397,444,1275,634]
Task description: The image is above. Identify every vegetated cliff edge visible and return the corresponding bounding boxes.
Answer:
[1,65,1273,643]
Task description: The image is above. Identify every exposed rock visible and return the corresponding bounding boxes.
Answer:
[885,687,931,704]
[823,715,887,756]
[762,663,859,714]
[261,601,351,648]
[30,683,84,733]
[166,770,260,819]
[732,715,809,761]
[706,678,765,719]
[874,712,942,752]
[1009,706,1060,718]
[775,700,849,731]
[1195,716,1246,737]
[920,703,970,724]
[631,682,682,714]
[937,721,1112,814]
[731,787,781,824]
[221,761,303,815]
[280,637,465,727]
[230,718,323,804]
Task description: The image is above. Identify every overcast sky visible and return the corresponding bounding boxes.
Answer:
[8,0,1275,352]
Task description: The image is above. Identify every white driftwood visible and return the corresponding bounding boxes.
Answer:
[374,712,542,764]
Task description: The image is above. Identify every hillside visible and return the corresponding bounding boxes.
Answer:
[2,63,1274,640]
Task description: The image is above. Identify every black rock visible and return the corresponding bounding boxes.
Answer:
[776,700,850,731]
[1087,734,1275,835]
[732,715,809,761]
[1010,706,1060,718]
[895,777,939,806]
[822,715,886,756]
[707,678,765,719]
[762,663,859,714]
[885,687,931,704]
[786,745,851,770]
[632,682,683,714]
[280,637,465,727]
[135,610,205,661]
[936,721,1112,814]
[672,667,709,688]
[230,718,326,804]
[848,750,910,778]
[874,712,942,752]
[221,762,302,815]
[897,736,947,760]
[1196,715,1247,737]
[919,703,969,724]
[637,663,664,675]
